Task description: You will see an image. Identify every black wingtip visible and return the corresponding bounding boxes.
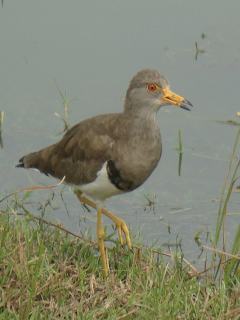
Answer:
[16,163,24,168]
[16,157,24,168]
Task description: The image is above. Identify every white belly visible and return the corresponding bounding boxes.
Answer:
[79,162,123,201]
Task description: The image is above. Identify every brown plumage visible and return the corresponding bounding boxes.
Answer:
[17,69,192,276]
[17,112,161,191]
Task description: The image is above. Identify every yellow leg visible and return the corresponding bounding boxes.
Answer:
[74,190,132,249]
[97,207,109,277]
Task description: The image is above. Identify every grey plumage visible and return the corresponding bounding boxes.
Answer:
[17,69,192,197]
[16,69,193,276]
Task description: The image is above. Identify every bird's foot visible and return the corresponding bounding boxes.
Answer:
[115,218,132,248]
[102,210,132,249]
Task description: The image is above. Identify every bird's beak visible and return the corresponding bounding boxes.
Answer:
[162,87,193,111]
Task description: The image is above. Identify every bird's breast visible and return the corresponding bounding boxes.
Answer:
[111,122,162,191]
[79,162,123,201]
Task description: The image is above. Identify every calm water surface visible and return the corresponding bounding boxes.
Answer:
[1,1,240,263]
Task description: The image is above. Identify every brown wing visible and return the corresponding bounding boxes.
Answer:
[18,113,119,185]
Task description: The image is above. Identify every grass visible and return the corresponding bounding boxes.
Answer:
[0,111,4,148]
[194,34,206,61]
[0,211,239,320]
[0,125,239,319]
[54,86,72,134]
[176,129,183,176]
[212,128,240,284]
[194,42,205,61]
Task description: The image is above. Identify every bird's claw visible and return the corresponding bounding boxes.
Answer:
[115,218,132,249]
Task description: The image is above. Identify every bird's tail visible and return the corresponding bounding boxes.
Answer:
[16,152,40,169]
[16,158,25,168]
[16,144,56,176]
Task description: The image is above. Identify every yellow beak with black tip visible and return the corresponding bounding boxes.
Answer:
[162,87,193,111]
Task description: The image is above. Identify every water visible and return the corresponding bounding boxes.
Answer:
[1,0,240,263]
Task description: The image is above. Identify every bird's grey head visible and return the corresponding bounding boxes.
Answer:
[124,69,193,114]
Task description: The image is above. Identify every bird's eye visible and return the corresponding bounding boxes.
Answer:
[147,83,157,92]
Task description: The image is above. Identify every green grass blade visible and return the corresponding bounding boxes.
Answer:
[215,128,240,245]
[177,129,183,176]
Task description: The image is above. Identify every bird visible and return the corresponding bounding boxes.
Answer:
[16,69,193,276]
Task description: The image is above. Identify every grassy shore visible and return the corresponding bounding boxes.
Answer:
[0,210,239,320]
[0,127,240,319]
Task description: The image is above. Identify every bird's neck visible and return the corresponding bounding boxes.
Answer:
[124,103,159,128]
